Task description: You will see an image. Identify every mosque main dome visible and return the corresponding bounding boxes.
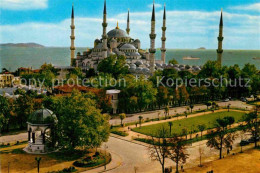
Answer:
[107,22,130,39]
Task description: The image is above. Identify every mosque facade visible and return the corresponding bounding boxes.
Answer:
[69,1,224,75]
[70,1,166,75]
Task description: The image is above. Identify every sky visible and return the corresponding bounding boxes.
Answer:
[0,0,259,49]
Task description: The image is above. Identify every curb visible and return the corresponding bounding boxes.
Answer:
[110,134,149,147]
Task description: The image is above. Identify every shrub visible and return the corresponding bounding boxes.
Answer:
[94,151,100,157]
[111,130,129,136]
[83,156,92,162]
[73,155,106,168]
[47,166,77,173]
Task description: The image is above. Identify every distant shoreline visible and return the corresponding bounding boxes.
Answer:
[1,45,259,51]
[0,43,44,48]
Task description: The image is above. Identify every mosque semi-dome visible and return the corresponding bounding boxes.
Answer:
[120,44,136,49]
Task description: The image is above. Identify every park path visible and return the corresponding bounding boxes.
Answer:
[109,100,252,126]
[0,131,27,144]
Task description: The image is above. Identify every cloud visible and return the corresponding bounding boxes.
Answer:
[229,3,260,12]
[0,0,48,10]
[148,3,162,9]
[0,9,259,49]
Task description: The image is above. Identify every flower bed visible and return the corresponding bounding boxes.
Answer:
[73,152,111,168]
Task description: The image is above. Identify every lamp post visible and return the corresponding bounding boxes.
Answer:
[35,157,41,173]
[227,104,230,112]
[104,144,108,170]
[8,162,10,173]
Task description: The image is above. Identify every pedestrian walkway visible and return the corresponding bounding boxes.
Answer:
[0,132,27,144]
[110,100,252,125]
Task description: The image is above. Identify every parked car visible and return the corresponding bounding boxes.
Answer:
[242,98,248,102]
[240,140,249,146]
[224,98,229,102]
[248,136,259,143]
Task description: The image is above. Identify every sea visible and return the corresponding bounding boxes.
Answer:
[0,47,259,72]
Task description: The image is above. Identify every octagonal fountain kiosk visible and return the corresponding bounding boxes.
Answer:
[24,108,57,154]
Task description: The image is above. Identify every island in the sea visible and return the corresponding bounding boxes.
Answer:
[0,42,44,48]
[197,47,206,50]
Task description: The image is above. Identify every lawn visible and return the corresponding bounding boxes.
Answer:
[0,144,111,173]
[132,111,246,137]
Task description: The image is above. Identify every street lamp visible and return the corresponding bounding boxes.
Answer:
[35,157,41,173]
[8,162,10,173]
[104,144,108,170]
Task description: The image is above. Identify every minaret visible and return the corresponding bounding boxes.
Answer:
[70,4,75,66]
[149,2,156,74]
[161,4,166,64]
[102,0,108,59]
[126,9,130,35]
[217,9,224,66]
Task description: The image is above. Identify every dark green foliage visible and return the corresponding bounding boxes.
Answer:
[110,130,129,136]
[97,55,128,79]
[51,91,110,150]
[73,153,109,168]
[47,166,77,173]
[168,58,178,65]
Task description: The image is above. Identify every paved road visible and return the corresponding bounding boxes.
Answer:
[110,101,252,125]
[97,136,174,173]
[88,131,253,173]
[0,129,254,173]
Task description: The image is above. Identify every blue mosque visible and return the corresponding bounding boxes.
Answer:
[69,1,223,75]
[70,1,166,75]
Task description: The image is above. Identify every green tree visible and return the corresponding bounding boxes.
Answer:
[0,96,14,132]
[97,55,128,79]
[156,86,169,109]
[205,101,212,110]
[164,106,169,119]
[182,128,188,140]
[118,75,157,112]
[177,85,189,106]
[119,113,126,127]
[15,94,35,129]
[40,63,58,75]
[85,68,96,78]
[197,124,206,139]
[242,63,257,77]
[206,117,236,159]
[223,116,235,128]
[67,67,84,80]
[148,126,169,173]
[138,116,143,128]
[168,58,178,65]
[168,135,189,173]
[242,111,259,148]
[52,90,110,150]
